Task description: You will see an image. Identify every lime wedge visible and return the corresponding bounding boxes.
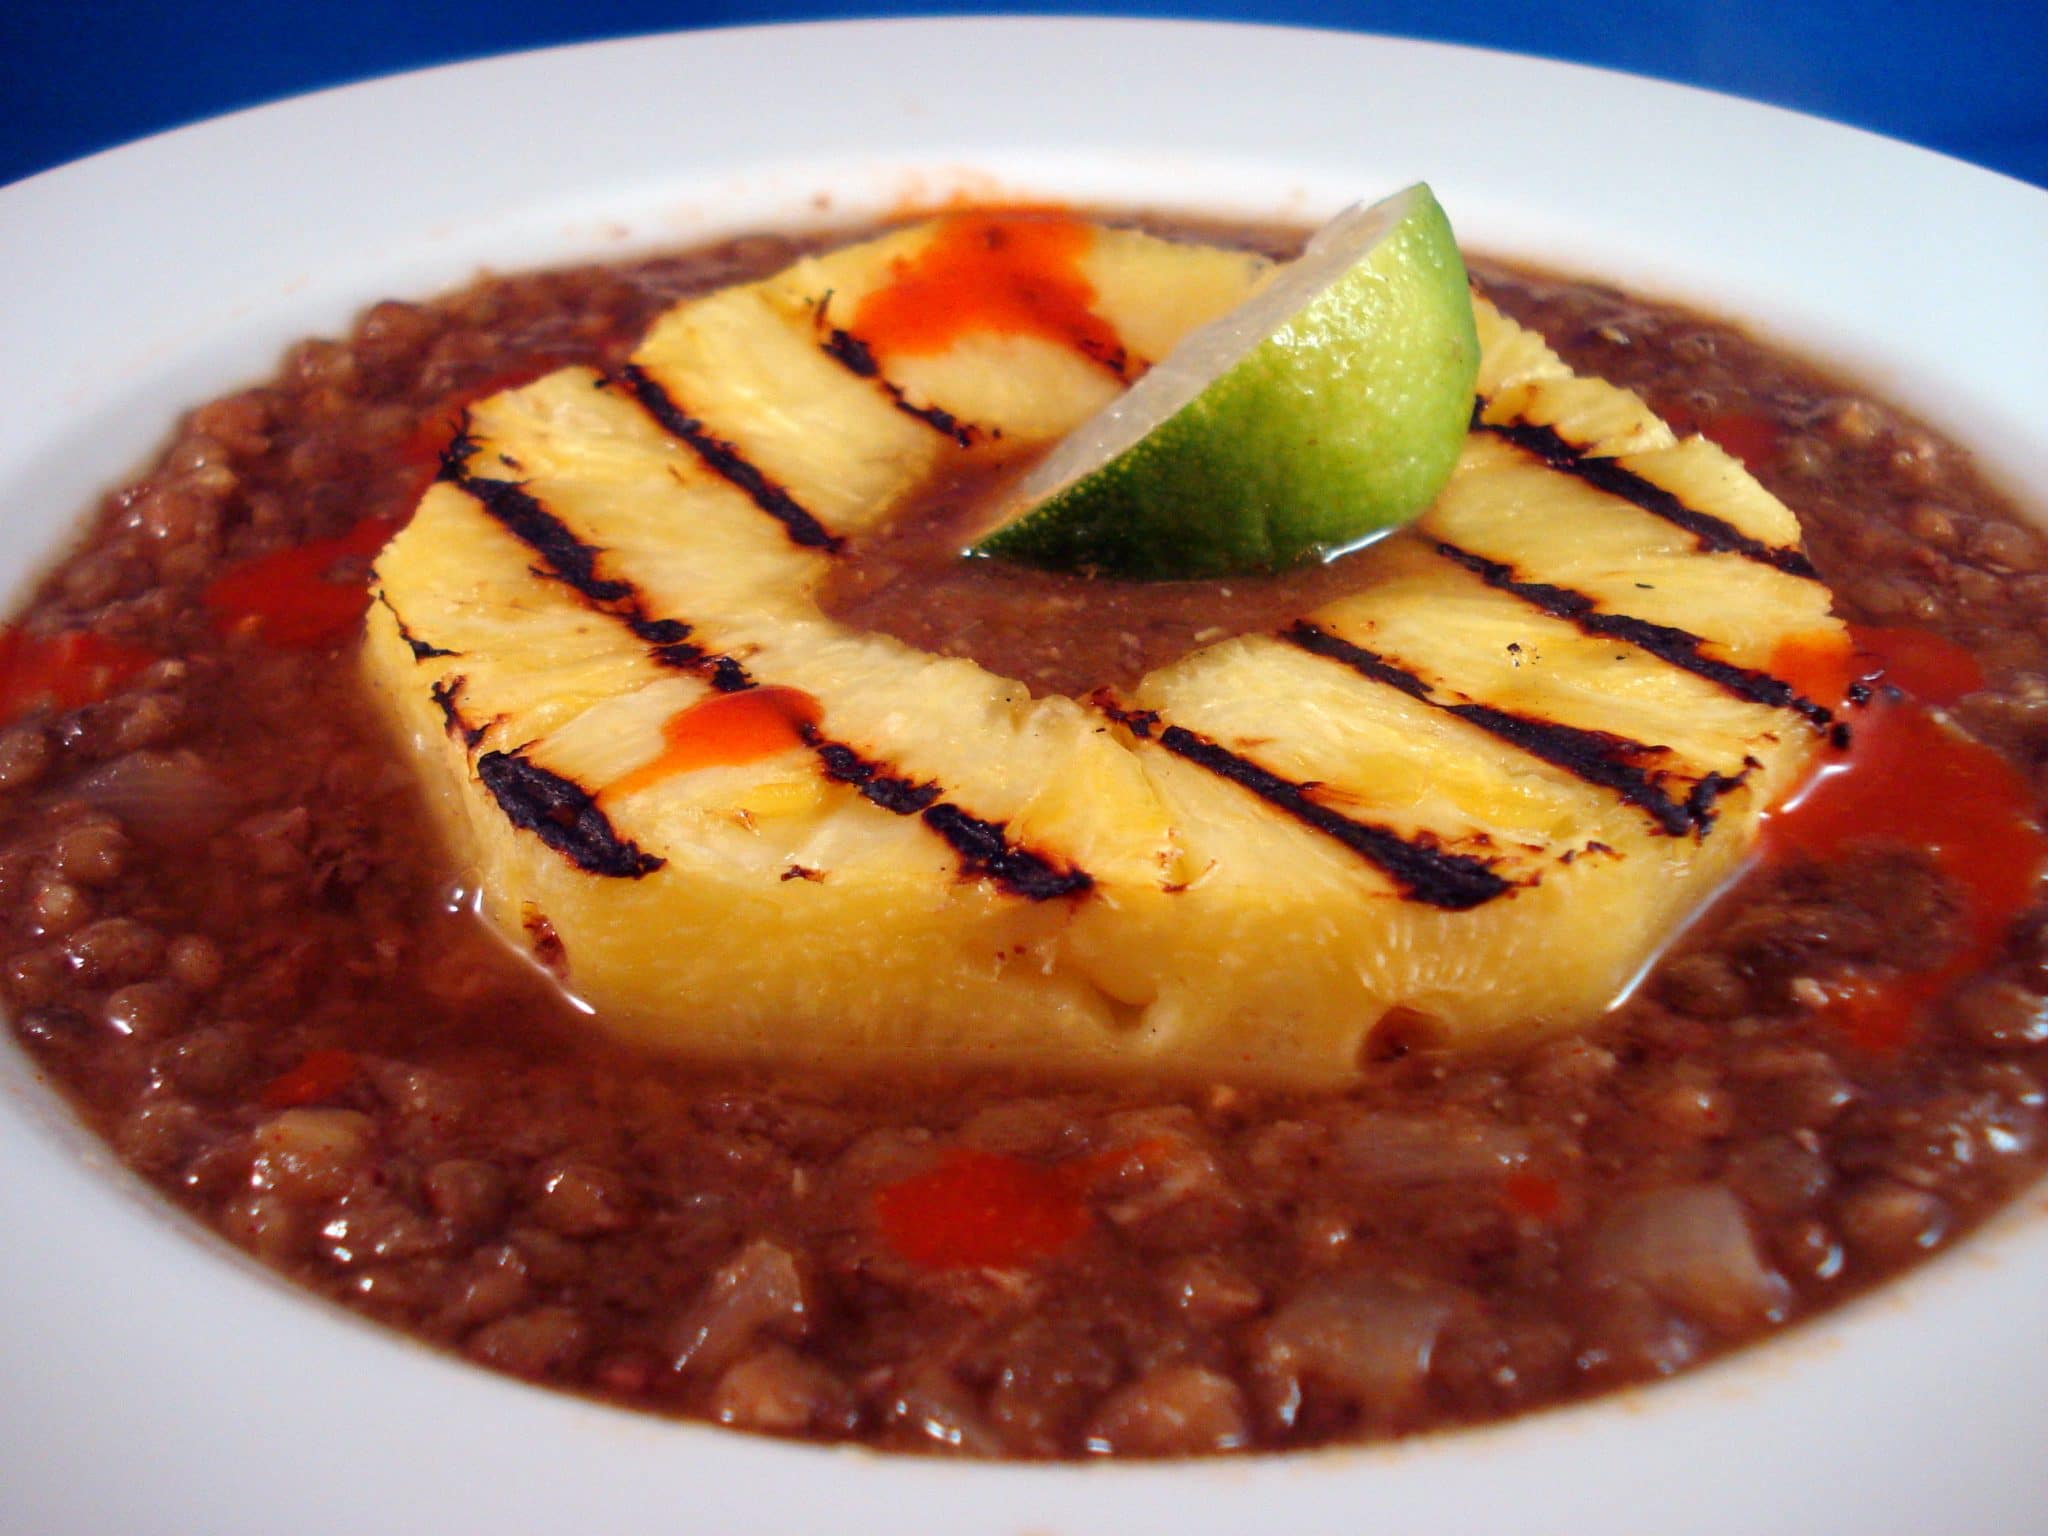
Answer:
[973,184,1479,578]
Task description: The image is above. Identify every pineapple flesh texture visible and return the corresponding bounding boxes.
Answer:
[365,217,1845,1084]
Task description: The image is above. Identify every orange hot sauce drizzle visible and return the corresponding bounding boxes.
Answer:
[1759,623,2046,1051]
[0,627,157,727]
[606,686,822,801]
[849,213,1130,376]
[1767,626,1859,713]
[202,515,402,650]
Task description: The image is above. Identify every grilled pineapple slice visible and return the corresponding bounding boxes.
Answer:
[365,215,1845,1083]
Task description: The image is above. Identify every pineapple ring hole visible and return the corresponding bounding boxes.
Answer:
[817,447,1392,698]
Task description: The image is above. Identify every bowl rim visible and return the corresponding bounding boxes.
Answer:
[2,17,2045,1535]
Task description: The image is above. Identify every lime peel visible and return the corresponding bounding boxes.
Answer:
[972,184,1479,579]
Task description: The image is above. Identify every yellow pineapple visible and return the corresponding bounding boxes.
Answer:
[365,215,1844,1084]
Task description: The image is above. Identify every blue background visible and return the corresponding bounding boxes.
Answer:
[3,1,2044,190]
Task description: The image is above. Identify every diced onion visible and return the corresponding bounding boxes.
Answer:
[72,750,235,845]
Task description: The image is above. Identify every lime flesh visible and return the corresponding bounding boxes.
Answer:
[973,184,1479,579]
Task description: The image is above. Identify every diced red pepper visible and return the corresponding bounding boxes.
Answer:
[871,1135,1184,1272]
[1695,411,1781,473]
[202,516,401,650]
[1500,1170,1564,1222]
[0,627,156,727]
[259,1048,360,1109]
[874,1147,1092,1271]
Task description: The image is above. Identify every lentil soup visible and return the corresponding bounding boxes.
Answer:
[5,217,2047,1459]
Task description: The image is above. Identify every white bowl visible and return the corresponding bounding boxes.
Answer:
[3,19,2045,1534]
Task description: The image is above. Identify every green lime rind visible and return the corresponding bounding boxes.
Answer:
[974,187,1479,580]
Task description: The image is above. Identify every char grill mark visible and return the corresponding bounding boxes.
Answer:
[443,453,1090,902]
[923,804,1093,899]
[707,656,752,693]
[623,615,701,670]
[476,751,665,879]
[819,326,982,447]
[1471,403,1819,580]
[441,447,717,677]
[1077,335,1139,383]
[1433,540,1837,730]
[441,430,632,602]
[1286,621,1723,837]
[393,604,664,882]
[1100,700,1511,911]
[615,364,844,551]
[629,613,707,672]
[643,639,705,671]
[429,676,487,749]
[808,736,942,815]
[379,595,456,659]
[805,731,1092,900]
